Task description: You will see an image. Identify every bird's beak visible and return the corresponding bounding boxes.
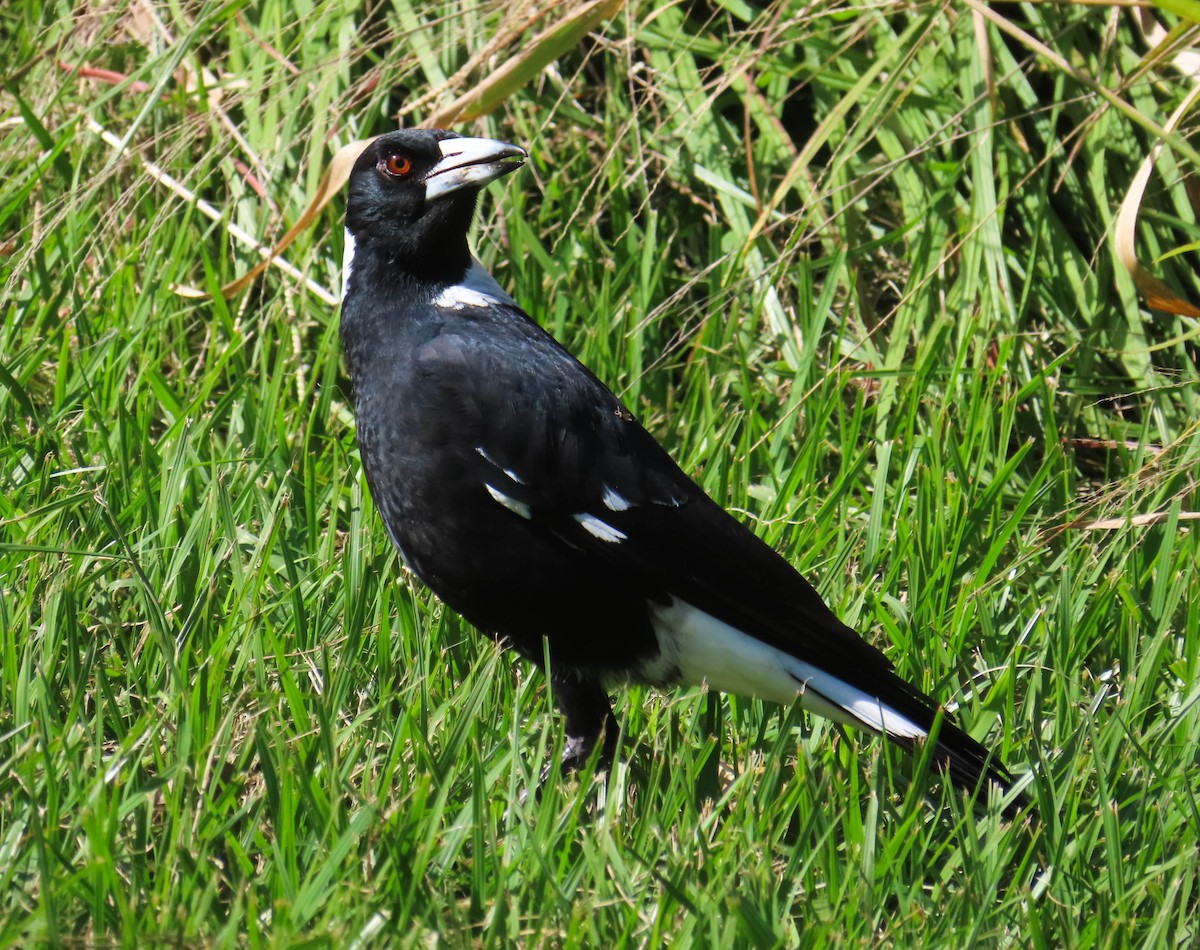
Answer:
[424,137,527,201]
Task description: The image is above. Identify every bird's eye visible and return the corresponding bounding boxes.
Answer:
[382,153,413,177]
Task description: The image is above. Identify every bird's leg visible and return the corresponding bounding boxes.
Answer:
[547,670,619,779]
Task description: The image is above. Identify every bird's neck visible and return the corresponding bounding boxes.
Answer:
[344,233,473,301]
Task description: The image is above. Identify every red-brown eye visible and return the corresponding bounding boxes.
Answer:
[382,153,413,177]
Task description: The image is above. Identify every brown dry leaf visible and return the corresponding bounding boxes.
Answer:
[425,0,625,127]
[1083,511,1200,530]
[1135,11,1200,81]
[1113,79,1200,319]
[212,0,626,302]
[216,137,375,300]
[399,0,552,121]
[86,116,341,304]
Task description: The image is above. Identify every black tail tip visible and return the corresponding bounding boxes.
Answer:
[929,719,1034,819]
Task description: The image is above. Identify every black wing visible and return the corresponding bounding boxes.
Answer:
[409,303,1017,802]
[415,306,892,686]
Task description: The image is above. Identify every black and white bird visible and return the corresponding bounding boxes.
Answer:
[340,128,1024,811]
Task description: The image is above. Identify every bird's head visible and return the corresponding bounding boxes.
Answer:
[345,129,526,279]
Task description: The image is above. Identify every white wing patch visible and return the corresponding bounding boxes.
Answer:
[341,228,356,302]
[602,485,632,512]
[645,597,928,740]
[484,483,532,520]
[574,513,626,543]
[475,446,524,485]
[433,258,517,310]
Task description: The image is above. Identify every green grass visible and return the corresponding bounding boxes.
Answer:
[3,0,1200,945]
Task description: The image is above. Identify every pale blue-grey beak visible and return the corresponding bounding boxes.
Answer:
[424,137,527,201]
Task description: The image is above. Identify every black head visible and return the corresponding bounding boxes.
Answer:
[344,129,526,282]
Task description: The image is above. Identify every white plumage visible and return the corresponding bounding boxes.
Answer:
[645,597,928,740]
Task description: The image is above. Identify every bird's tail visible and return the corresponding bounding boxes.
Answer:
[907,708,1028,816]
[648,598,1028,814]
[792,663,1029,816]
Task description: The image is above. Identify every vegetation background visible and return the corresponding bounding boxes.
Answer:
[3,0,1199,945]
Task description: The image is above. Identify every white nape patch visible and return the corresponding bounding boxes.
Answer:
[433,285,498,310]
[602,485,632,512]
[475,445,524,484]
[484,483,531,520]
[645,598,929,740]
[341,228,356,301]
[433,258,517,310]
[574,513,626,543]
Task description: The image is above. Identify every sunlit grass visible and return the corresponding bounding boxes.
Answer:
[2,1,1199,944]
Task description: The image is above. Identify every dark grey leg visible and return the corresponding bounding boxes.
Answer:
[548,670,619,777]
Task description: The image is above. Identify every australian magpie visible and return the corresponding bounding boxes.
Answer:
[339,128,1024,812]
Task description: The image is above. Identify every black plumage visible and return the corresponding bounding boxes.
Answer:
[339,128,1025,811]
